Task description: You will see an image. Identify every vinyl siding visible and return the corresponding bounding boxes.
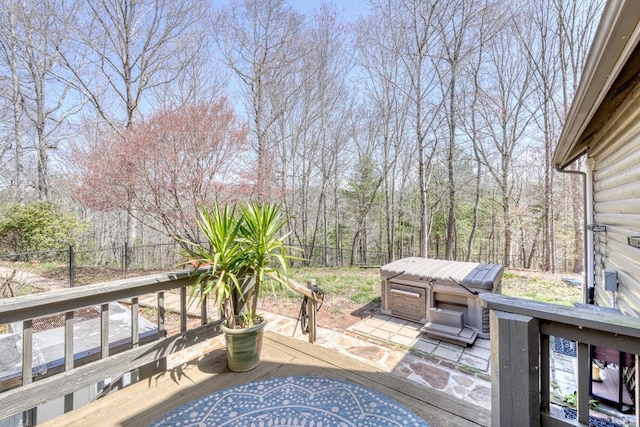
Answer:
[591,86,640,317]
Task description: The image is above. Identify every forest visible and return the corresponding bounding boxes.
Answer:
[0,0,604,273]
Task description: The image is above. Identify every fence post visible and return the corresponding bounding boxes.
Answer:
[68,246,75,288]
[123,242,129,278]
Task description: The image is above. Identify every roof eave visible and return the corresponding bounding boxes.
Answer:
[553,0,640,170]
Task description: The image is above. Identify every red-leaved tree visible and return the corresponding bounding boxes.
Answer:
[71,100,251,242]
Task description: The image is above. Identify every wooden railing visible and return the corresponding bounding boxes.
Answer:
[0,270,222,423]
[284,278,323,343]
[481,293,640,427]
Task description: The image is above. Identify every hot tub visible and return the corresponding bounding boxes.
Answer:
[380,257,503,345]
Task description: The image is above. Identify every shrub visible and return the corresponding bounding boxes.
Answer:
[0,201,88,254]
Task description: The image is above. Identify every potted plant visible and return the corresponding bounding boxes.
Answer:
[179,202,294,372]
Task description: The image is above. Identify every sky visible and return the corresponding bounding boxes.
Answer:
[286,0,369,21]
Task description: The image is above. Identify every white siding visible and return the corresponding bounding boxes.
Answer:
[591,91,640,317]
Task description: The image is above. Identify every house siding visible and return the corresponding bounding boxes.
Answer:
[591,88,640,317]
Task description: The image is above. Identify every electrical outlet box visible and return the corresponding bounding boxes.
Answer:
[603,270,618,292]
[628,236,640,249]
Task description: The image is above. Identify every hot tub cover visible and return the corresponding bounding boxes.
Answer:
[380,257,503,290]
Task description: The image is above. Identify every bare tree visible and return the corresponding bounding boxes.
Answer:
[555,0,602,273]
[343,113,385,265]
[460,3,501,262]
[432,0,491,260]
[514,0,601,271]
[19,1,77,202]
[370,0,443,258]
[475,14,537,267]
[0,0,77,202]
[357,3,410,263]
[213,0,305,201]
[0,1,26,202]
[296,5,352,264]
[58,0,202,131]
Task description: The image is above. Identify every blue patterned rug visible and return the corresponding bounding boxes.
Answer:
[150,375,430,426]
[553,336,576,357]
[562,408,623,427]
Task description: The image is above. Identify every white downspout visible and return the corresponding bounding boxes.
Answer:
[555,160,592,304]
[585,159,595,302]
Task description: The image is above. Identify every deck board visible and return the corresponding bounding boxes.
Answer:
[41,332,490,427]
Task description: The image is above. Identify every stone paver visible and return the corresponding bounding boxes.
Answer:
[259,310,494,411]
[413,338,437,354]
[340,311,502,410]
[462,344,491,359]
[391,334,416,347]
[348,323,376,335]
[459,354,489,371]
[379,321,405,333]
[370,328,392,341]
[397,326,422,339]
[474,338,491,350]
[433,344,462,362]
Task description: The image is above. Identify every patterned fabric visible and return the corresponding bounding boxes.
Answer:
[552,336,576,357]
[150,375,430,426]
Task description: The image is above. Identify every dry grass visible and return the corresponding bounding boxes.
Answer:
[0,265,582,335]
[501,269,582,306]
[286,266,582,306]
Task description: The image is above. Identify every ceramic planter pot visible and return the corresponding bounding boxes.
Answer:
[221,318,267,372]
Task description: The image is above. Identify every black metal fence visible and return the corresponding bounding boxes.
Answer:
[0,242,576,289]
[0,243,184,288]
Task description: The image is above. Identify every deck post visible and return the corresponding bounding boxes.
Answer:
[490,310,540,427]
[307,280,317,344]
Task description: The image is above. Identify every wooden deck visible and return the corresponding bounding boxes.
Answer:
[41,332,490,427]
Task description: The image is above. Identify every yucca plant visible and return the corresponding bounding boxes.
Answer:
[178,203,245,328]
[179,202,294,329]
[237,202,293,322]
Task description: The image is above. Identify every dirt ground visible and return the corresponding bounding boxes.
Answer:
[257,294,380,331]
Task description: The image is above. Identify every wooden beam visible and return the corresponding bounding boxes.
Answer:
[540,334,550,412]
[307,294,316,343]
[0,271,196,324]
[101,303,109,359]
[180,286,187,332]
[541,321,640,354]
[200,285,207,326]
[283,277,314,299]
[490,310,540,427]
[576,342,590,424]
[131,297,139,348]
[157,291,165,338]
[64,311,74,413]
[0,320,223,420]
[22,319,33,386]
[481,293,640,339]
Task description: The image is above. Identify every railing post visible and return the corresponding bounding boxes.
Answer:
[64,311,74,412]
[490,310,540,427]
[101,304,109,359]
[200,283,208,326]
[307,280,317,344]
[180,286,187,332]
[576,342,590,424]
